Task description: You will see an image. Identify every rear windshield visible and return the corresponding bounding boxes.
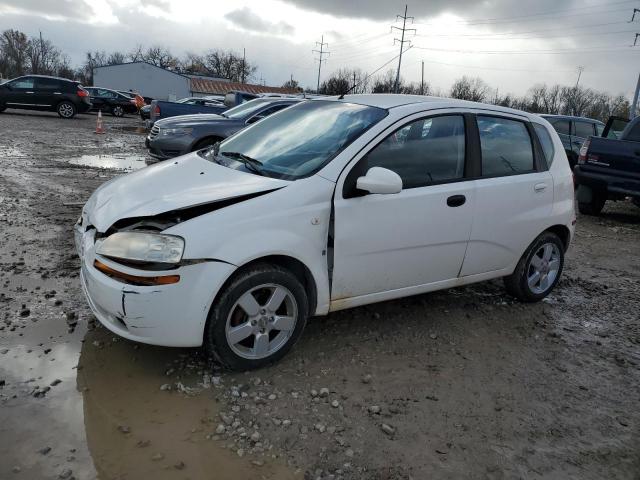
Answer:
[201,100,388,180]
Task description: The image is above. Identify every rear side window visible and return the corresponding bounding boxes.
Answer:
[478,116,534,177]
[573,121,594,138]
[549,119,570,135]
[35,78,63,90]
[364,115,466,189]
[533,124,555,167]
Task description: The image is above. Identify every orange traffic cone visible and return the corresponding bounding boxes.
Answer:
[95,110,106,134]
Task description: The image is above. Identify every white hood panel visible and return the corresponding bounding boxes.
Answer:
[85,153,288,232]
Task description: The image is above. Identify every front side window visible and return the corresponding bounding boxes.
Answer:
[361,115,466,189]
[202,100,387,180]
[478,116,534,176]
[573,121,595,138]
[625,122,640,142]
[9,77,34,89]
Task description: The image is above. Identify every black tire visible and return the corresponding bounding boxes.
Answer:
[0,104,6,113]
[111,105,125,117]
[578,192,606,216]
[205,264,309,371]
[57,101,76,119]
[192,137,222,152]
[504,231,565,303]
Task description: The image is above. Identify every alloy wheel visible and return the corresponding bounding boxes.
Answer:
[58,103,74,118]
[225,284,298,360]
[527,242,561,295]
[113,106,124,117]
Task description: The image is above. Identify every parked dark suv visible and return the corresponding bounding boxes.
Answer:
[84,87,137,117]
[0,75,92,118]
[541,114,605,169]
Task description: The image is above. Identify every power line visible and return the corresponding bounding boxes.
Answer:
[392,4,416,93]
[312,35,330,92]
[411,44,640,55]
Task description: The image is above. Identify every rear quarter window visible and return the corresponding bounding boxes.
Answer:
[533,123,555,167]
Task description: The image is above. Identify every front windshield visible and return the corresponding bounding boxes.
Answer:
[201,100,387,180]
[223,99,273,119]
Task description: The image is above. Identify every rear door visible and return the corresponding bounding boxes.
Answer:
[33,77,64,108]
[460,114,553,276]
[332,112,475,303]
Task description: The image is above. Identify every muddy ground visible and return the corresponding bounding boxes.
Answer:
[0,110,639,480]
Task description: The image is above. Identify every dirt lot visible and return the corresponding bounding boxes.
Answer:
[0,110,639,480]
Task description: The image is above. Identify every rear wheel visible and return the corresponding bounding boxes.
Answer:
[111,105,125,117]
[504,232,565,302]
[578,191,606,216]
[57,101,76,119]
[206,264,308,371]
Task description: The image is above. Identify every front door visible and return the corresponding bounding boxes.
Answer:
[4,77,36,108]
[331,113,475,304]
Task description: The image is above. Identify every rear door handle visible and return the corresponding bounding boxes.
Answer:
[534,183,547,192]
[447,195,466,207]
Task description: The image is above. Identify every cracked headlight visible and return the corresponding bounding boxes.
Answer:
[159,127,193,136]
[96,232,184,264]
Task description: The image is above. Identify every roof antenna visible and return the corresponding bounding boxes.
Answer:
[338,45,413,100]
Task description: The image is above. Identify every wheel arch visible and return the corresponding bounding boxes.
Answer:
[212,255,318,319]
[544,224,571,252]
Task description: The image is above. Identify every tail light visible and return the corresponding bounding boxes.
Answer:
[578,138,590,164]
[154,105,161,116]
[77,89,89,97]
[130,99,136,104]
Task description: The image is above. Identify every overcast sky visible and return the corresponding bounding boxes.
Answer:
[1,0,639,98]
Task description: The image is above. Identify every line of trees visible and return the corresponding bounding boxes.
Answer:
[0,29,257,85]
[0,28,631,121]
[314,70,630,122]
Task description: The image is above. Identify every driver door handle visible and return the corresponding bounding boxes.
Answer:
[534,183,547,192]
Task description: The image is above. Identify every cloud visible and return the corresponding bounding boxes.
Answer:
[224,7,295,36]
[0,0,92,20]
[280,0,580,24]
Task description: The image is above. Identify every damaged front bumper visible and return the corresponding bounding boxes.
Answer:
[75,225,235,347]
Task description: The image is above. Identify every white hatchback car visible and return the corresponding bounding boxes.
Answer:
[76,95,575,370]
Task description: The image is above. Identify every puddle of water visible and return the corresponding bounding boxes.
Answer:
[68,154,147,171]
[0,146,29,158]
[111,125,149,135]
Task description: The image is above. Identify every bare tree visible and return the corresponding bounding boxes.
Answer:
[449,76,490,102]
[0,29,29,77]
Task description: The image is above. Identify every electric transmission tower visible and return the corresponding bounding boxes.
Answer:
[391,5,416,94]
[313,35,330,93]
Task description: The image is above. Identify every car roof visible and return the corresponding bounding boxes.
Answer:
[21,74,77,83]
[539,114,604,124]
[321,94,538,119]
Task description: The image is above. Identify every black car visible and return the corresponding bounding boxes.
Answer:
[540,115,605,169]
[85,87,138,117]
[0,75,91,118]
[146,98,301,160]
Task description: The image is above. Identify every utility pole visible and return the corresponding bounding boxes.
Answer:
[631,12,640,119]
[353,72,357,92]
[575,66,584,88]
[420,61,424,95]
[391,5,416,94]
[241,48,246,84]
[313,35,330,93]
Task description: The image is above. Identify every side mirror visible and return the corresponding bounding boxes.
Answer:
[356,167,403,195]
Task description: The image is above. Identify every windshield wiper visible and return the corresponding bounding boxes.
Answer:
[221,151,264,175]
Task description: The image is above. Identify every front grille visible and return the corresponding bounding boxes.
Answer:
[149,124,160,140]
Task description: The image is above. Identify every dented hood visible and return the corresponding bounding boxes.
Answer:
[85,152,289,232]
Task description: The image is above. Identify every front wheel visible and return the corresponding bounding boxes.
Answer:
[111,105,125,117]
[206,264,309,371]
[57,101,76,119]
[504,232,565,302]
